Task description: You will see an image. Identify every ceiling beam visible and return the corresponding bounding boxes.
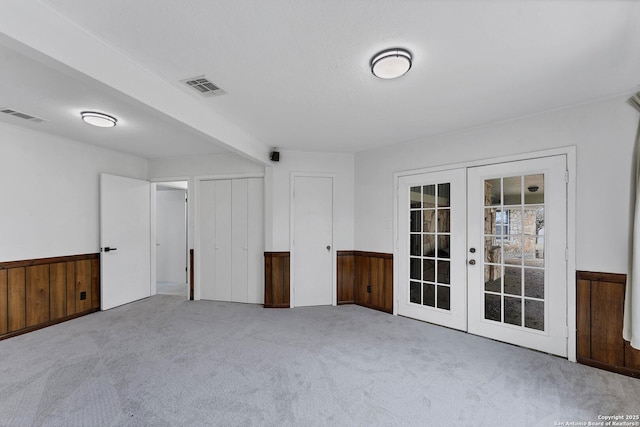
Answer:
[0,1,270,164]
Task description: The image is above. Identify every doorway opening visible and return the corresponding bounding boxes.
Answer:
[155,180,188,298]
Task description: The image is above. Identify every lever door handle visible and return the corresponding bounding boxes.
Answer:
[103,247,118,252]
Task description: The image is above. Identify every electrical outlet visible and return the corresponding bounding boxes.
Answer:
[367,285,372,293]
[80,291,87,300]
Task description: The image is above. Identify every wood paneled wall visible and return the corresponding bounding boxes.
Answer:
[337,252,356,304]
[338,251,393,314]
[264,252,290,308]
[0,254,100,340]
[577,271,640,377]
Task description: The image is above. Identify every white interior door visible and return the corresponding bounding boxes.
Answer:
[199,179,232,301]
[199,177,264,303]
[247,178,265,304]
[231,179,248,303]
[292,175,333,307]
[100,173,151,310]
[467,156,567,357]
[397,168,467,331]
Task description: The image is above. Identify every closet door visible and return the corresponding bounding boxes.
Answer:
[247,178,265,304]
[231,179,248,303]
[200,179,232,301]
[199,177,264,304]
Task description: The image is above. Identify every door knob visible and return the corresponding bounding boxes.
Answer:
[468,259,476,265]
[469,248,476,253]
[326,245,331,251]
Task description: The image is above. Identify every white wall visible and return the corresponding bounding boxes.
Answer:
[148,153,264,255]
[150,151,355,256]
[156,189,187,283]
[148,153,264,179]
[0,122,148,262]
[354,95,638,274]
[265,151,355,252]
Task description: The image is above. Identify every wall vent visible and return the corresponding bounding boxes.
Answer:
[181,76,225,96]
[1,108,45,123]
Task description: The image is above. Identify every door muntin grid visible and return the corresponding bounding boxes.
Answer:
[483,174,545,331]
[409,183,452,311]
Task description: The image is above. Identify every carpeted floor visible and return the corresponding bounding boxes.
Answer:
[156,281,188,297]
[0,295,638,426]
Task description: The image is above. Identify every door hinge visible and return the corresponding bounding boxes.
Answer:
[565,248,569,261]
[565,170,569,183]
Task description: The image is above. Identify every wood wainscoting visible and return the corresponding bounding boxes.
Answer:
[337,251,393,314]
[0,253,100,341]
[577,271,640,377]
[264,252,290,308]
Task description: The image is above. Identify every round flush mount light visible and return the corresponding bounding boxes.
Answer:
[370,48,412,79]
[80,111,118,128]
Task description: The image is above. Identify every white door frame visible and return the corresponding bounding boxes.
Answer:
[150,176,190,298]
[393,146,577,361]
[290,172,337,308]
[193,173,264,301]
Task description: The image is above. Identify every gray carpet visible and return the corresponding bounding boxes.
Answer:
[156,281,188,297]
[0,296,638,426]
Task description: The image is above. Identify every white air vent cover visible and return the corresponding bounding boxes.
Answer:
[1,108,45,123]
[181,76,225,96]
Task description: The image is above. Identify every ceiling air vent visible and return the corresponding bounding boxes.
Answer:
[181,76,225,96]
[1,108,45,123]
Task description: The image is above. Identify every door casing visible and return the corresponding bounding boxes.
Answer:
[150,177,191,299]
[393,147,577,361]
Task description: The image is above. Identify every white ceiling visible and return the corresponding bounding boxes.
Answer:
[0,36,231,159]
[2,1,640,160]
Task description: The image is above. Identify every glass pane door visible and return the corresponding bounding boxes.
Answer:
[467,156,567,357]
[482,174,545,331]
[397,168,467,331]
[409,183,451,310]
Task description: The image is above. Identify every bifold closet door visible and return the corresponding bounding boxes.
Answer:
[199,178,264,304]
[200,179,232,301]
[246,178,264,304]
[231,179,248,303]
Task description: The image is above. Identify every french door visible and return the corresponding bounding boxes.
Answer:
[397,168,467,330]
[397,155,568,357]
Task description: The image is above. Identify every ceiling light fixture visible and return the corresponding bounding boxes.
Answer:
[80,111,117,128]
[370,48,412,79]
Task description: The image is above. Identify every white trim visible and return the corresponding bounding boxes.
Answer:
[392,146,577,361]
[290,172,337,308]
[150,183,157,297]
[566,148,577,362]
[193,178,202,301]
